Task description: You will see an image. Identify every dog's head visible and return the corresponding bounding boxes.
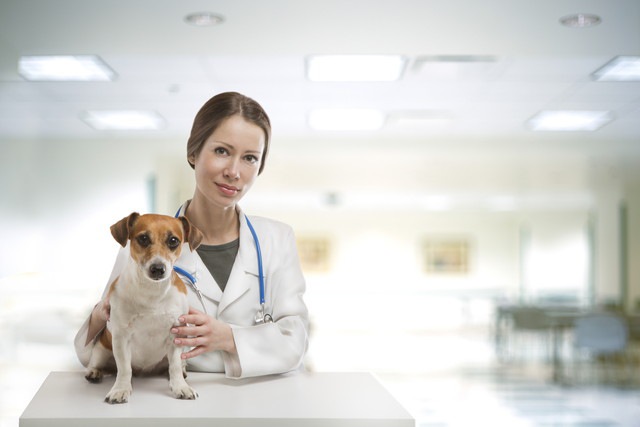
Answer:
[110,213,203,281]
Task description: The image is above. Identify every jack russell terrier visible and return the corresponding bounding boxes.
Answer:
[84,212,203,404]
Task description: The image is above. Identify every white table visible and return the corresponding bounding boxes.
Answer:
[20,371,414,427]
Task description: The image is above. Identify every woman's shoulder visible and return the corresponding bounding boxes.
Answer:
[245,214,293,236]
[248,215,295,241]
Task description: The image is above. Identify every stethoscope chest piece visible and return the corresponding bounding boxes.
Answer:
[255,303,273,324]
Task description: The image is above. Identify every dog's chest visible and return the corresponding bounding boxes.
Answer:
[132,311,177,346]
[109,284,187,369]
[119,310,181,369]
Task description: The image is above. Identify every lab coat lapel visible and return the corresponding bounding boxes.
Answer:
[175,241,223,305]
[218,211,260,315]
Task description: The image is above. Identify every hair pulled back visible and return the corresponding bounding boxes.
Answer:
[186,92,271,175]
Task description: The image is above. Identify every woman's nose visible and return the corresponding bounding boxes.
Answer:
[224,159,240,180]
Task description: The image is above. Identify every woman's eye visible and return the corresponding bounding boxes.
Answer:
[214,147,228,156]
[167,236,180,249]
[244,155,259,164]
[136,234,151,247]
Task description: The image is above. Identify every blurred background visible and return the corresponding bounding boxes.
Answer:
[1,1,640,426]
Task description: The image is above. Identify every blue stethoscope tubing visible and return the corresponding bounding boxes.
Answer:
[244,215,265,306]
[173,208,270,323]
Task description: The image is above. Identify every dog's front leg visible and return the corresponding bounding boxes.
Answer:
[168,346,197,400]
[105,333,133,404]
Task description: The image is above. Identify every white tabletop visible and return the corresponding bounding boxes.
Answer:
[20,371,414,427]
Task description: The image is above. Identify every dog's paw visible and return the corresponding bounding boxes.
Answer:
[85,369,103,383]
[105,386,132,404]
[171,383,198,400]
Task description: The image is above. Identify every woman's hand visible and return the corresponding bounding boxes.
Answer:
[172,307,237,360]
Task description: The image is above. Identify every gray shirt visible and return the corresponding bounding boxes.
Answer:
[196,239,240,292]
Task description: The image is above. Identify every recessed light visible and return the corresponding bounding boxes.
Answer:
[526,110,612,131]
[592,56,640,81]
[18,55,116,81]
[306,55,406,82]
[308,108,386,131]
[184,12,225,27]
[81,110,165,130]
[559,13,601,28]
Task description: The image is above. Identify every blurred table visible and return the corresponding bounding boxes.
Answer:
[20,371,414,427]
[494,304,586,382]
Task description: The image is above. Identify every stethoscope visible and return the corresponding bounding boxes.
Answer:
[173,209,272,324]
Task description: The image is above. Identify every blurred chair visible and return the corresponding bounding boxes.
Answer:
[571,312,630,385]
[625,314,640,368]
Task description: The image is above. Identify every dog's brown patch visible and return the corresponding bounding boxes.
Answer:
[172,271,188,295]
[100,328,113,351]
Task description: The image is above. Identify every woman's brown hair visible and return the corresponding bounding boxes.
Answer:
[186,92,271,175]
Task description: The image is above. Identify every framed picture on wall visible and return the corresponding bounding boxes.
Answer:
[422,237,470,274]
[296,236,331,273]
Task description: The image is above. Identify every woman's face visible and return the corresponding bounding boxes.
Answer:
[191,115,265,209]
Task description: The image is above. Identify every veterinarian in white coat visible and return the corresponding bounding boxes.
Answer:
[75,92,309,379]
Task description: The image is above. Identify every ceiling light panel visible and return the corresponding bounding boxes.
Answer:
[559,13,601,28]
[184,12,225,26]
[306,55,406,82]
[592,56,640,81]
[18,55,116,81]
[411,55,502,82]
[527,110,612,131]
[81,110,165,130]
[308,108,386,131]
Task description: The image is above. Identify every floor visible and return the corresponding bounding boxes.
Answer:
[379,367,640,427]
[2,322,640,427]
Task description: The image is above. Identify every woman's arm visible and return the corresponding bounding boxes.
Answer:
[171,223,309,378]
[227,225,309,378]
[73,247,128,366]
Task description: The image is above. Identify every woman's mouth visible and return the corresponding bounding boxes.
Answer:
[216,183,240,196]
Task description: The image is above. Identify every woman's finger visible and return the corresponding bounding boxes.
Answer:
[174,336,202,347]
[171,325,201,337]
[178,306,207,326]
[181,345,207,360]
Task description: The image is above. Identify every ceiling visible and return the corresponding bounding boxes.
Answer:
[1,0,639,210]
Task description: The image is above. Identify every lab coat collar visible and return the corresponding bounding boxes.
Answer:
[174,201,260,315]
[219,206,260,314]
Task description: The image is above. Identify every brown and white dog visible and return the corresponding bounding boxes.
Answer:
[85,212,203,404]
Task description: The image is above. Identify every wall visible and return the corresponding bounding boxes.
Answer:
[625,181,640,312]
[0,136,633,313]
[0,134,637,380]
[0,137,181,315]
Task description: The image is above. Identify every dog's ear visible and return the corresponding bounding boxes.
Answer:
[110,212,140,247]
[178,216,203,251]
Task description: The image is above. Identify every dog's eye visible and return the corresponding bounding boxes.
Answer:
[167,236,180,250]
[136,234,151,247]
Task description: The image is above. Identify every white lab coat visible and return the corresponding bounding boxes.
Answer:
[75,204,309,379]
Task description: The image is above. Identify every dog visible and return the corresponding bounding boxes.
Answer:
[84,212,203,404]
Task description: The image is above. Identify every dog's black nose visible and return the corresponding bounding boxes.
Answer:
[149,263,166,280]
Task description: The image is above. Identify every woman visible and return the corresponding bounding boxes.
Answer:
[75,92,309,379]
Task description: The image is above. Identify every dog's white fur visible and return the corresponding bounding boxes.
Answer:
[85,212,203,404]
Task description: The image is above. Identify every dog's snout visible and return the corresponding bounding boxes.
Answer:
[149,263,166,280]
